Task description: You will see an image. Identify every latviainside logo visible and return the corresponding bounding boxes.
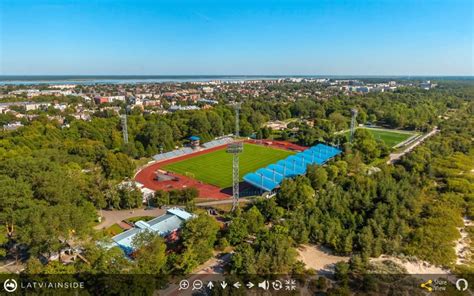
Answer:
[3,279,18,293]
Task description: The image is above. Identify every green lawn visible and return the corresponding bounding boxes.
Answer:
[124,216,154,224]
[105,223,124,236]
[345,128,415,148]
[162,143,294,188]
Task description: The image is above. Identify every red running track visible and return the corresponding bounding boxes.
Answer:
[245,139,307,152]
[135,145,232,199]
[134,140,307,199]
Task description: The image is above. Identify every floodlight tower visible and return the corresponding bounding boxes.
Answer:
[226,103,243,211]
[121,113,129,144]
[350,108,358,143]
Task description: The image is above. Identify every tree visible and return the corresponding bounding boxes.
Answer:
[188,112,211,140]
[277,177,315,210]
[0,176,33,256]
[24,258,44,274]
[255,197,285,222]
[231,243,256,274]
[152,190,170,207]
[181,214,219,265]
[104,182,120,209]
[349,254,367,274]
[132,230,167,274]
[232,229,297,274]
[358,226,374,258]
[352,129,380,162]
[216,237,229,251]
[226,217,249,245]
[80,243,132,274]
[261,127,271,139]
[43,260,77,274]
[306,165,328,189]
[118,185,143,209]
[181,187,199,203]
[243,206,265,233]
[207,111,224,137]
[334,261,350,287]
[101,152,134,179]
[240,119,254,136]
[137,121,174,154]
[287,213,309,244]
[326,165,340,181]
[329,112,348,131]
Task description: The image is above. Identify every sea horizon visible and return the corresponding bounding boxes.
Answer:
[0,74,472,85]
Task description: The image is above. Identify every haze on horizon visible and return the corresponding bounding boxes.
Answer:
[0,0,473,76]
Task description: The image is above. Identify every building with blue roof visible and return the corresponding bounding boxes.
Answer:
[243,143,342,192]
[111,208,194,255]
[189,135,201,148]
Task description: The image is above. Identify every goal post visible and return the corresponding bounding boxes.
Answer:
[184,171,195,178]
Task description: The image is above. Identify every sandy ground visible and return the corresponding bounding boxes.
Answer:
[297,244,349,274]
[297,244,451,279]
[455,217,473,265]
[371,255,449,275]
[0,261,25,273]
[370,255,461,284]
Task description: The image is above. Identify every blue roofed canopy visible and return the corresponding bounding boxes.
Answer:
[243,143,342,192]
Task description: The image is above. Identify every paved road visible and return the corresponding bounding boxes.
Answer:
[94,207,166,230]
[387,127,439,164]
[196,198,250,207]
[95,198,252,230]
[0,261,24,273]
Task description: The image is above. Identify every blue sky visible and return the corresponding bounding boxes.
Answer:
[1,0,472,75]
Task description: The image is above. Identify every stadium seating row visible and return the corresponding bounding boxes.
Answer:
[152,147,194,161]
[202,137,234,148]
[243,144,342,191]
[152,137,234,161]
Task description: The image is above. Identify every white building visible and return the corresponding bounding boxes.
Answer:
[3,121,23,131]
[51,84,77,89]
[107,95,126,102]
[25,102,51,111]
[169,105,200,112]
[202,86,214,93]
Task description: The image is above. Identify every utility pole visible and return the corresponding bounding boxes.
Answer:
[226,103,243,211]
[350,108,358,143]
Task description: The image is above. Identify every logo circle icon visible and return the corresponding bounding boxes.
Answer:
[3,279,18,293]
[456,278,468,291]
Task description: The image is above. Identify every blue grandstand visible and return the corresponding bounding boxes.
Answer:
[243,143,342,192]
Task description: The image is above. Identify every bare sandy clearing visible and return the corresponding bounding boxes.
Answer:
[297,244,349,274]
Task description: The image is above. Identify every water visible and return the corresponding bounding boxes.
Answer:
[0,75,298,85]
[0,75,472,85]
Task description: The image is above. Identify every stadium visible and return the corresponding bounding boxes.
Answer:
[134,136,341,199]
[342,127,418,148]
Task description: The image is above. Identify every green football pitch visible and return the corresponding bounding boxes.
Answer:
[162,143,295,188]
[345,128,415,148]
